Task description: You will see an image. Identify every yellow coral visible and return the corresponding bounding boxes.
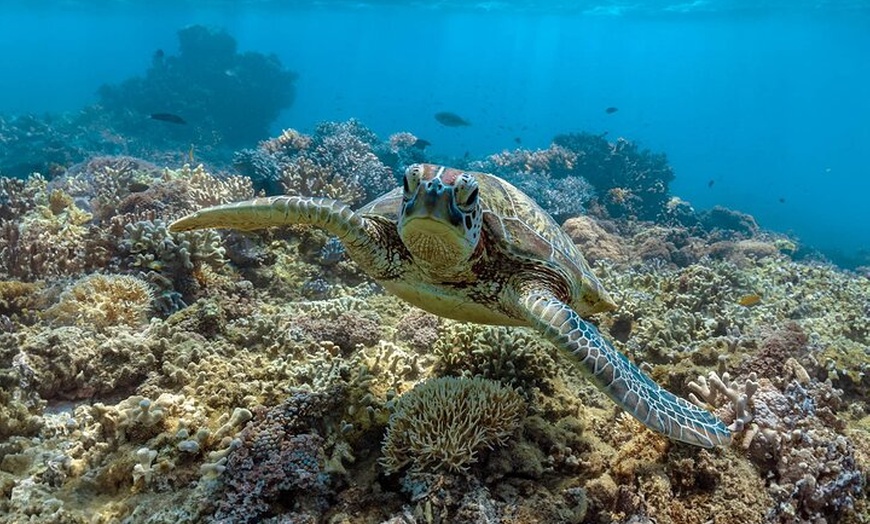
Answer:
[47,274,153,331]
[380,376,525,474]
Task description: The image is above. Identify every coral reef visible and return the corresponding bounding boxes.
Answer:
[206,390,338,523]
[0,119,867,522]
[233,119,399,206]
[552,132,675,220]
[471,144,594,223]
[471,132,677,222]
[99,25,297,149]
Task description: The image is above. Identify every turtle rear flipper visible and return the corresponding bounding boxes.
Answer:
[518,289,731,448]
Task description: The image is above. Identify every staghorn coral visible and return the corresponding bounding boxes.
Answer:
[232,147,283,195]
[49,155,166,221]
[0,280,42,321]
[0,175,43,221]
[231,120,396,209]
[688,370,758,432]
[46,273,154,331]
[381,376,525,474]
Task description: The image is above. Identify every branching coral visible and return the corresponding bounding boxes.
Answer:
[231,120,396,208]
[472,144,593,222]
[433,323,557,393]
[121,218,226,307]
[688,370,758,432]
[167,163,254,209]
[0,176,113,281]
[381,376,525,474]
[552,133,675,220]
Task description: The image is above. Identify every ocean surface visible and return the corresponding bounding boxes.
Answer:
[1,0,868,266]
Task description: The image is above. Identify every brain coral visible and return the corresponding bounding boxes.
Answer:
[47,273,153,331]
[381,376,525,474]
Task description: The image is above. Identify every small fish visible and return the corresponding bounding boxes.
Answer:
[434,111,471,127]
[188,144,196,164]
[605,107,619,114]
[738,294,762,307]
[779,197,786,204]
[514,137,522,145]
[412,138,431,150]
[128,181,150,193]
[708,179,715,188]
[150,113,187,125]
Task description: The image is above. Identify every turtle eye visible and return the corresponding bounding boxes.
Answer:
[403,165,422,199]
[454,174,479,210]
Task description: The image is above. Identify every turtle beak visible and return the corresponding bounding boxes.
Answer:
[406,178,464,227]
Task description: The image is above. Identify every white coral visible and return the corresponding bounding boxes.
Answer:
[689,371,758,433]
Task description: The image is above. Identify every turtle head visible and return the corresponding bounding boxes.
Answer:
[398,164,482,270]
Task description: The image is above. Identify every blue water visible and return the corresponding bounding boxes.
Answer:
[1,1,868,264]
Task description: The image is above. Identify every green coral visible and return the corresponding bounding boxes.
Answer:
[381,376,525,474]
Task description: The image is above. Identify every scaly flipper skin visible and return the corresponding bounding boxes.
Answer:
[518,289,731,448]
[169,196,365,241]
[168,196,399,278]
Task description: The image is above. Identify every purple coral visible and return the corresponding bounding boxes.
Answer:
[210,391,339,523]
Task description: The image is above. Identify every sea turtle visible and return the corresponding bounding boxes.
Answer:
[170,163,731,448]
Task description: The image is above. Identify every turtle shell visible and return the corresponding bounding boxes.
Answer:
[359,166,617,316]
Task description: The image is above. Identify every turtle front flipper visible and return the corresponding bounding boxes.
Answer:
[170,196,395,276]
[170,196,365,241]
[518,289,731,448]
